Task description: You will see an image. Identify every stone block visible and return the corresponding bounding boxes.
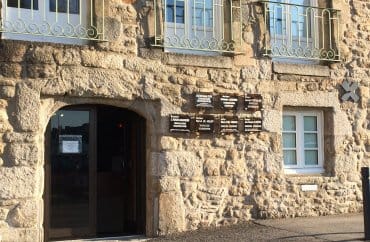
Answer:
[359,86,369,108]
[158,191,185,235]
[26,64,56,78]
[0,86,15,99]
[26,46,55,64]
[81,50,124,70]
[262,109,282,133]
[14,84,40,132]
[0,41,27,62]
[240,66,259,81]
[257,81,298,93]
[159,151,200,177]
[0,110,13,133]
[40,78,70,96]
[273,62,330,77]
[158,152,180,177]
[204,159,222,176]
[204,148,227,159]
[0,208,9,221]
[160,136,179,150]
[3,132,36,143]
[275,91,340,109]
[165,54,233,69]
[0,228,40,242]
[59,67,141,99]
[5,143,39,166]
[0,167,38,199]
[0,63,23,78]
[159,177,181,192]
[54,47,81,66]
[7,200,38,228]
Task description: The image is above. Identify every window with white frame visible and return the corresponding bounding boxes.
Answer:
[282,110,324,174]
[153,0,242,54]
[263,0,341,61]
[1,0,105,43]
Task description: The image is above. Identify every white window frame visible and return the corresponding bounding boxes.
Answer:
[163,0,224,55]
[1,0,90,44]
[282,110,324,174]
[269,0,319,63]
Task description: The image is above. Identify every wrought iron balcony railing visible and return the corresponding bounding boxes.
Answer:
[0,0,105,41]
[262,1,341,61]
[152,0,242,54]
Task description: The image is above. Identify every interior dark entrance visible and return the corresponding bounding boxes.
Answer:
[45,105,146,241]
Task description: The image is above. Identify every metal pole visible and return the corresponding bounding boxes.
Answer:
[361,167,370,240]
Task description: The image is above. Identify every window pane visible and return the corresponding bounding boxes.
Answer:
[289,0,306,5]
[7,0,38,10]
[50,0,80,14]
[304,116,317,131]
[283,115,296,131]
[305,150,318,165]
[193,2,213,27]
[166,0,185,23]
[284,150,297,165]
[283,133,296,148]
[304,133,317,148]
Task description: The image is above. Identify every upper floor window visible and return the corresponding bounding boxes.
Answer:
[153,0,242,54]
[262,0,341,61]
[0,0,105,44]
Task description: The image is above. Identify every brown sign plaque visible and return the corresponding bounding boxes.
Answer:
[169,115,191,132]
[195,93,214,108]
[195,115,215,133]
[244,117,262,132]
[244,94,262,112]
[220,94,238,110]
[220,116,239,133]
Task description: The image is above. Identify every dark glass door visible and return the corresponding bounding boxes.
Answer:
[47,109,95,239]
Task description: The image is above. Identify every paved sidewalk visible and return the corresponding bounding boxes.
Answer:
[61,213,366,241]
[149,213,366,242]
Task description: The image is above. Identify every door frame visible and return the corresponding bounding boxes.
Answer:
[43,104,148,241]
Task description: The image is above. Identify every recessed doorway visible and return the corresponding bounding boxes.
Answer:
[44,105,146,241]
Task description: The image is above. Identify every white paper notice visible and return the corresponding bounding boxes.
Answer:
[62,140,80,154]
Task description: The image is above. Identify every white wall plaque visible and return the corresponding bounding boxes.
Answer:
[301,184,318,192]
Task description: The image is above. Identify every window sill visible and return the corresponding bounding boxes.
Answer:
[284,167,324,175]
[163,52,233,69]
[273,62,330,77]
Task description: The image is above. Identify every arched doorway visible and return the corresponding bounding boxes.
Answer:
[44,105,146,240]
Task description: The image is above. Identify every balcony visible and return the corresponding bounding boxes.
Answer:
[0,0,105,42]
[262,1,341,61]
[152,0,243,54]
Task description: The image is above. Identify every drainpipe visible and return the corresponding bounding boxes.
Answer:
[361,167,370,240]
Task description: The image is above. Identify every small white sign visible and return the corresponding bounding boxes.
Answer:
[301,184,318,192]
[59,135,82,154]
[62,140,80,154]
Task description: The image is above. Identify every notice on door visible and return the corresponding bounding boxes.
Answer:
[59,135,82,154]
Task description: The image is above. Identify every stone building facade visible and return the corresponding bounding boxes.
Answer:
[0,0,369,241]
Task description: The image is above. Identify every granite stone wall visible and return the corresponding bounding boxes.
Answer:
[0,0,369,241]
